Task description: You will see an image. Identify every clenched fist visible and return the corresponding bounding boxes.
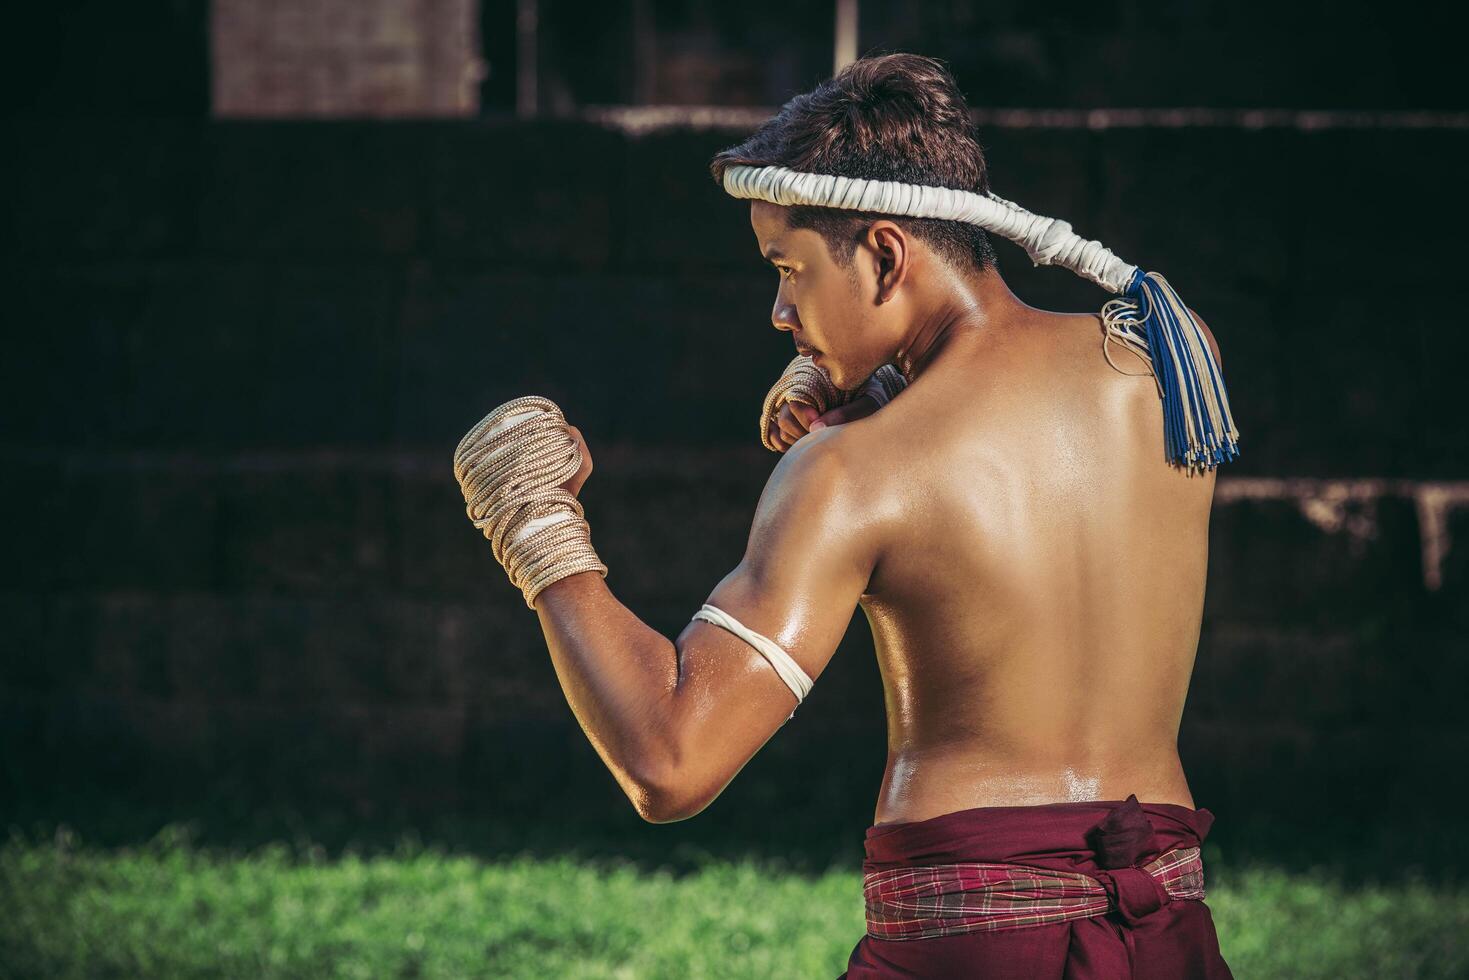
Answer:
[558,423,593,497]
[766,394,884,452]
[760,356,908,453]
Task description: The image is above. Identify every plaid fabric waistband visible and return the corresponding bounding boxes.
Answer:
[864,846,1206,941]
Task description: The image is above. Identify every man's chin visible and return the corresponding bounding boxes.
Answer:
[822,363,858,392]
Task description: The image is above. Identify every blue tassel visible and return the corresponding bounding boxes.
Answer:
[1119,269,1240,473]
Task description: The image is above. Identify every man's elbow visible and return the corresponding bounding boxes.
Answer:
[630,773,708,824]
[626,760,719,824]
[636,796,698,825]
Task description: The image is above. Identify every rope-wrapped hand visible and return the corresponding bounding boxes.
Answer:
[758,355,909,452]
[452,395,608,609]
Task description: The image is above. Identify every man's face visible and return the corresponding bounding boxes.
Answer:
[750,200,877,391]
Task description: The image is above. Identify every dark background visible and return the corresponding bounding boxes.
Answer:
[3,1,1465,878]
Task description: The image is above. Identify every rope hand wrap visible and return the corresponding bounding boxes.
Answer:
[759,355,909,452]
[452,396,608,609]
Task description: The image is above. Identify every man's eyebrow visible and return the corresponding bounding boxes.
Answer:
[762,246,787,262]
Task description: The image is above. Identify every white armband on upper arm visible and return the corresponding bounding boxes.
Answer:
[691,603,813,718]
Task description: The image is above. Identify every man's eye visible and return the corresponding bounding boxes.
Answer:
[777,266,795,280]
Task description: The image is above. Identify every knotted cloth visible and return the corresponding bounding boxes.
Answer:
[843,795,1232,978]
[864,844,1205,941]
[451,395,608,609]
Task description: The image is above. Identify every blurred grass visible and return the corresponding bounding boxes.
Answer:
[2,823,1466,979]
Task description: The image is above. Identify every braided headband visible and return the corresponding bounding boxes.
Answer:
[723,164,1241,473]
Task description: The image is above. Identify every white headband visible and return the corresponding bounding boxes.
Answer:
[721,163,1240,473]
[721,164,1140,295]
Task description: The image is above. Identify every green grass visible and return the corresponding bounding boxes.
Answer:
[2,825,1466,979]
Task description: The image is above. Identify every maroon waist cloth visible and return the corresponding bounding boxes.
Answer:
[838,795,1234,980]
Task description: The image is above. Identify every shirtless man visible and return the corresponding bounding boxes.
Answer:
[519,53,1234,978]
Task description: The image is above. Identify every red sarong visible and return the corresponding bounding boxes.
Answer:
[839,795,1234,979]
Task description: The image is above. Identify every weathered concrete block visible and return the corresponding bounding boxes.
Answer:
[161,595,480,706]
[391,270,778,448]
[165,595,283,700]
[619,127,765,274]
[1291,131,1464,289]
[0,691,45,766]
[303,702,468,808]
[3,120,203,259]
[215,467,395,593]
[3,268,145,447]
[1273,289,1438,474]
[1435,499,1469,622]
[1094,129,1297,291]
[1180,718,1463,824]
[392,273,668,447]
[125,262,278,447]
[201,700,361,802]
[427,122,621,272]
[249,265,400,446]
[23,594,104,694]
[87,594,175,699]
[38,693,146,791]
[0,593,50,692]
[0,460,79,590]
[199,123,428,257]
[584,446,765,606]
[1190,624,1403,727]
[1,458,218,592]
[254,597,458,705]
[444,602,584,719]
[1205,484,1425,626]
[395,466,498,599]
[125,262,401,447]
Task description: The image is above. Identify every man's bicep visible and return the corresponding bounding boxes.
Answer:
[659,443,875,816]
[703,442,874,686]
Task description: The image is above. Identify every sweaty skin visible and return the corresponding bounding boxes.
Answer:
[838,307,1215,823]
[531,199,1220,826]
[753,202,1218,824]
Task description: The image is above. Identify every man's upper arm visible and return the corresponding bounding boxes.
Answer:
[657,435,877,820]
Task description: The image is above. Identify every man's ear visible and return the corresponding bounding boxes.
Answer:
[864,220,909,305]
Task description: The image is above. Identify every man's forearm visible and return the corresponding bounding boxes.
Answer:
[531,569,681,814]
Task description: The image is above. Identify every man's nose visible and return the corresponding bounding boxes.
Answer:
[772,297,800,333]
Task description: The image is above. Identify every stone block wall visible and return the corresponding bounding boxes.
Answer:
[3,118,1465,848]
[211,0,483,117]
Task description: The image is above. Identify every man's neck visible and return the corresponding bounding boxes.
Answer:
[894,267,1028,385]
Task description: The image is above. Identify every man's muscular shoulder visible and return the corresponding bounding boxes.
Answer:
[763,423,888,557]
[766,422,860,510]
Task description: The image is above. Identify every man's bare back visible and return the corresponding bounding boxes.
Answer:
[531,133,1227,834]
[519,51,1236,975]
[819,307,1215,826]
